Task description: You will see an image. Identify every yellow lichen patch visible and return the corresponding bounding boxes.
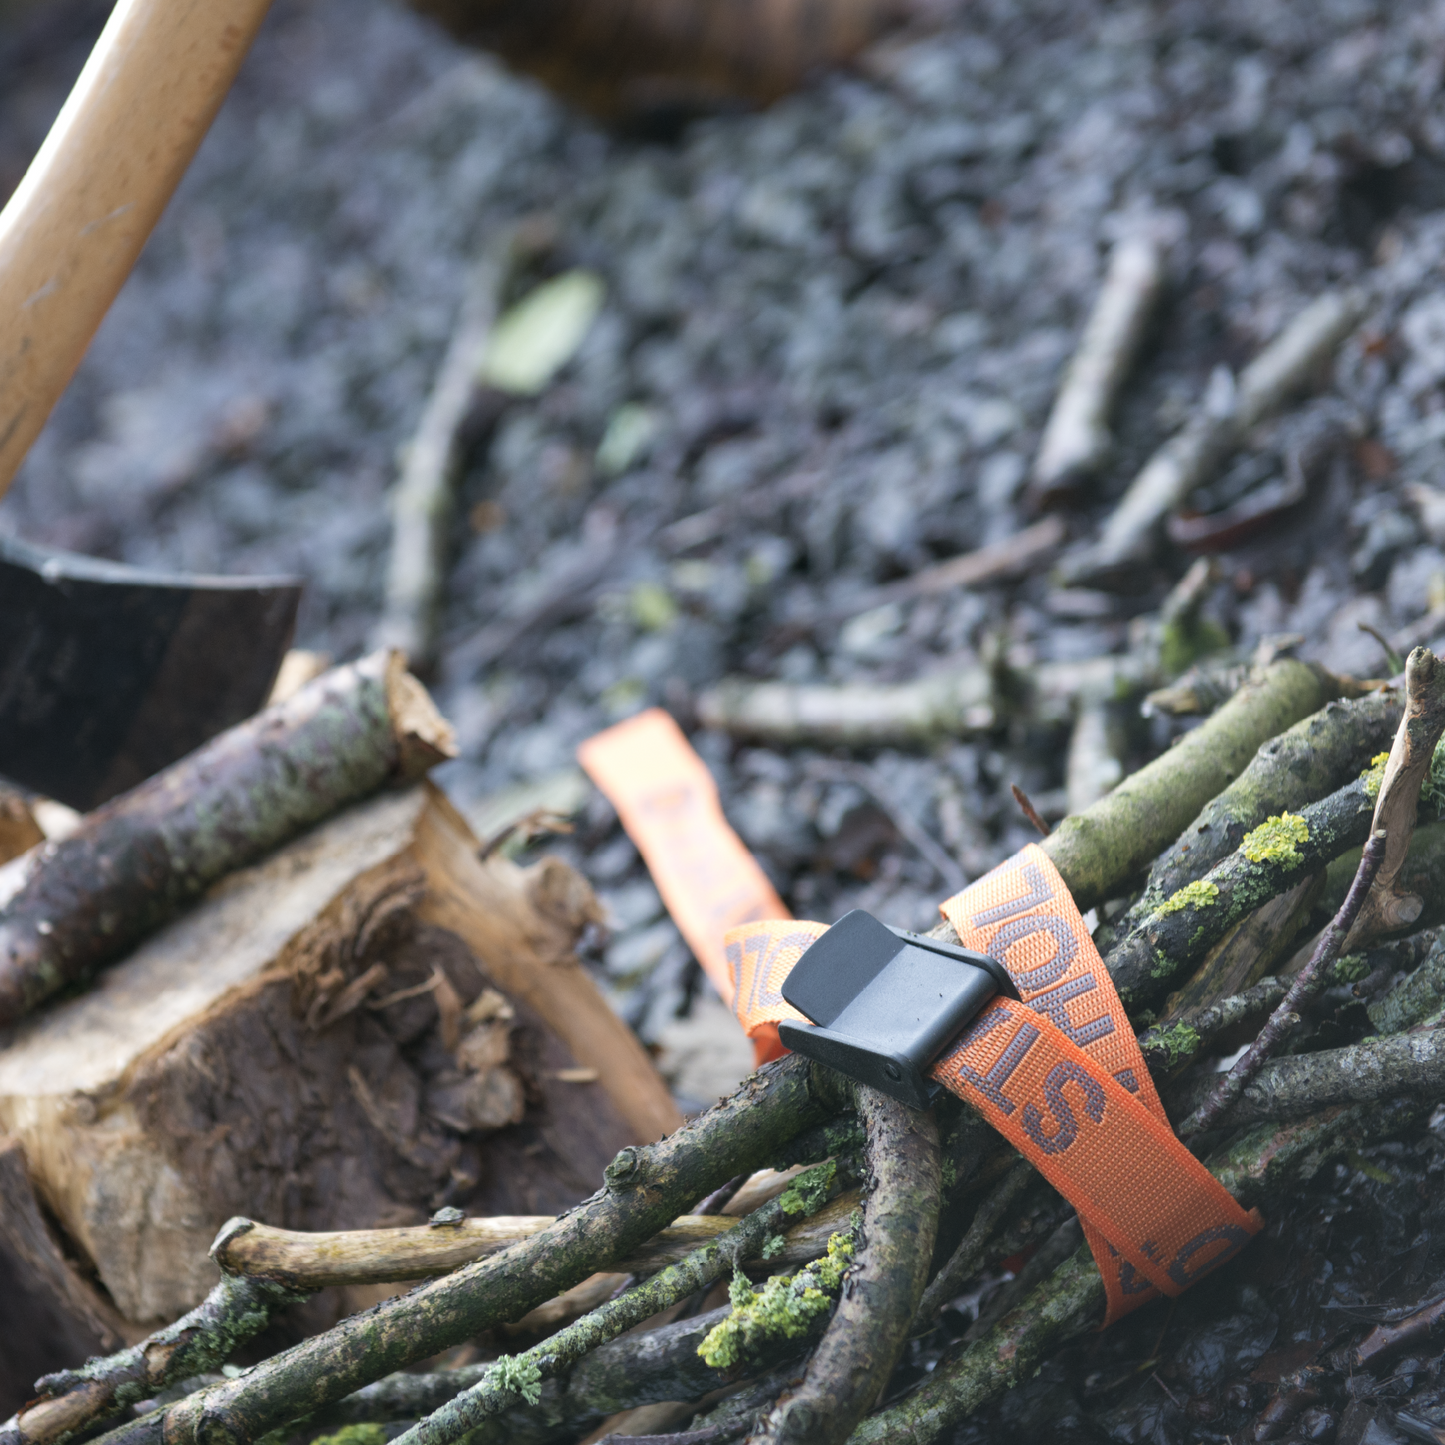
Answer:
[697,1229,857,1370]
[1360,751,1390,800]
[1241,812,1310,867]
[1157,880,1220,916]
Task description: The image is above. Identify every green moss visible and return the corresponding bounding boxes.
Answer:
[940,1155,959,1193]
[1426,735,1445,813]
[780,1159,836,1216]
[1150,947,1176,979]
[1157,880,1220,916]
[1330,953,1370,984]
[1360,751,1390,800]
[490,1353,543,1406]
[698,1230,858,1370]
[762,1234,787,1259]
[1146,1022,1201,1070]
[1240,812,1310,868]
[311,1427,388,1445]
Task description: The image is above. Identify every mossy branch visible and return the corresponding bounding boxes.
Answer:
[91,1055,847,1445]
[390,1160,849,1445]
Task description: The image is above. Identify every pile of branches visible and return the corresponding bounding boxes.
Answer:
[6,646,1445,1445]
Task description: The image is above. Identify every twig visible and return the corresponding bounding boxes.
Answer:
[305,1311,817,1444]
[1136,976,1287,1078]
[749,1086,941,1445]
[696,1174,750,1216]
[1029,231,1167,507]
[212,1192,862,1289]
[1169,1019,1445,1131]
[392,1160,849,1445]
[1347,647,1445,945]
[1060,288,1367,585]
[371,239,513,673]
[914,1161,1034,1327]
[1101,766,1392,1015]
[1010,784,1051,837]
[85,1054,848,1445]
[1358,621,1405,676]
[1181,828,1388,1136]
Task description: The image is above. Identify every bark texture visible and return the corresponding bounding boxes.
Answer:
[1037,660,1340,911]
[750,1087,940,1445]
[0,651,454,1026]
[1128,688,1402,924]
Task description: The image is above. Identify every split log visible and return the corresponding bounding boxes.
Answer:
[0,651,456,1027]
[0,781,676,1331]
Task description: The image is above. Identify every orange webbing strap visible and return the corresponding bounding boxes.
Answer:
[578,709,792,1065]
[725,845,1262,1325]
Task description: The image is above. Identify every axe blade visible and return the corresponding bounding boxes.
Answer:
[0,533,302,811]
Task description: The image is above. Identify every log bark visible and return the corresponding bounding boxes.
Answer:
[0,790,42,867]
[0,783,672,1331]
[0,1139,136,1419]
[0,651,455,1026]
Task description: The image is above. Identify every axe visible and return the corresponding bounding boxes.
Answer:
[0,0,299,810]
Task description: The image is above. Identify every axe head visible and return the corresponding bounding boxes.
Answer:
[0,532,302,811]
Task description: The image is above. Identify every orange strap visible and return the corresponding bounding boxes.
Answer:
[725,847,1261,1325]
[578,709,791,1065]
[580,714,1260,1323]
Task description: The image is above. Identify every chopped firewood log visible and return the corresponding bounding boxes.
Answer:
[0,650,454,1027]
[0,782,677,1329]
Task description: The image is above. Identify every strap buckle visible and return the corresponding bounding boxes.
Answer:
[777,910,1020,1109]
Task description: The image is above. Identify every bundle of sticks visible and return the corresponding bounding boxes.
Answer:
[4,639,1445,1445]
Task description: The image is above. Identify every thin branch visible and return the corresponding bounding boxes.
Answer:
[914,1161,1035,1328]
[1010,785,1051,838]
[391,1160,850,1445]
[1182,828,1387,1136]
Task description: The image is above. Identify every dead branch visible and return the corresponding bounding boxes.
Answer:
[212,1192,861,1288]
[1029,230,1167,507]
[1060,288,1367,585]
[1348,646,1445,943]
[1182,827,1388,1135]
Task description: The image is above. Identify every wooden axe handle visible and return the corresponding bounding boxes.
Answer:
[0,0,275,498]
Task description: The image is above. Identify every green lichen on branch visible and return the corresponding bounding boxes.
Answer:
[780,1158,836,1215]
[1330,953,1370,984]
[1362,751,1390,800]
[1144,1021,1201,1070]
[1105,774,1379,1014]
[1241,812,1310,866]
[1158,880,1219,916]
[698,1228,858,1370]
[488,1357,541,1407]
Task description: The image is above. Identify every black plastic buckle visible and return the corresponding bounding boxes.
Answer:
[777,910,1020,1110]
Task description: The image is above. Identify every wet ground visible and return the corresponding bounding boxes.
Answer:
[6,0,1445,1437]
